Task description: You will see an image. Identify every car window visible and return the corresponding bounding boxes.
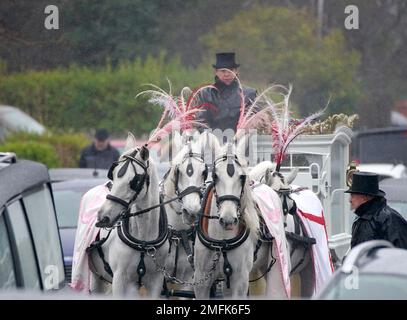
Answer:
[323,274,407,299]
[23,185,65,289]
[0,211,17,289]
[6,201,41,289]
[355,131,407,164]
[54,190,83,228]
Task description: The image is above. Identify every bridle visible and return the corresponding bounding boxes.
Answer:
[211,145,247,219]
[105,148,150,213]
[172,145,208,204]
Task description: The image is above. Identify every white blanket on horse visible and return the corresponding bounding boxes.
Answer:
[251,182,291,299]
[290,186,334,295]
[70,183,109,292]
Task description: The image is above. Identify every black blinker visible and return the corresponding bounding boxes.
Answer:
[130,174,146,193]
[118,160,130,178]
[107,162,118,180]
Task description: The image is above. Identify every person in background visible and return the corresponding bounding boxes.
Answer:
[345,171,407,249]
[79,128,120,169]
[196,52,257,134]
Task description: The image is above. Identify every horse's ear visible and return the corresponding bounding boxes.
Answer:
[264,168,273,186]
[236,134,249,160]
[140,144,149,161]
[124,132,137,152]
[172,130,183,157]
[181,129,199,144]
[286,167,299,185]
[203,132,221,159]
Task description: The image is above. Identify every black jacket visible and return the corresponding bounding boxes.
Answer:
[196,77,257,132]
[79,143,120,170]
[351,197,407,249]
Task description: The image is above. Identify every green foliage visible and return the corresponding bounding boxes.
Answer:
[200,6,362,116]
[64,0,162,66]
[1,131,90,167]
[0,141,60,168]
[0,54,211,136]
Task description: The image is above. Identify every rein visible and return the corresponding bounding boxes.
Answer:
[120,186,202,219]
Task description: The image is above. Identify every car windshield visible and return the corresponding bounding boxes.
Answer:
[323,274,407,300]
[0,108,45,134]
[53,190,83,228]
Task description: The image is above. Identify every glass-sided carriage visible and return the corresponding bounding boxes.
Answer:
[248,126,354,264]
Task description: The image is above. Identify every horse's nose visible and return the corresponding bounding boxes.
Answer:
[96,216,110,228]
[219,217,238,229]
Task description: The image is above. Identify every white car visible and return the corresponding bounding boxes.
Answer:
[0,105,46,141]
[357,163,407,180]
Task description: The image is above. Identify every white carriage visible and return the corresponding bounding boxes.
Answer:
[248,125,354,263]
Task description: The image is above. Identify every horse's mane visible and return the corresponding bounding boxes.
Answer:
[240,175,260,237]
[231,151,259,237]
[249,161,276,182]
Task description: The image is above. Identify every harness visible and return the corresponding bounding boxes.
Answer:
[87,196,169,288]
[172,146,208,203]
[278,186,317,275]
[197,182,250,289]
[117,196,169,288]
[211,149,246,218]
[167,227,196,279]
[250,216,276,283]
[89,147,202,287]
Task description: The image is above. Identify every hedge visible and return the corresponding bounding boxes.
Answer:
[0,132,90,168]
[0,53,211,137]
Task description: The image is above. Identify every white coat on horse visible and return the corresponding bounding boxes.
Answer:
[250,161,333,297]
[193,134,260,299]
[160,131,208,293]
[89,133,169,298]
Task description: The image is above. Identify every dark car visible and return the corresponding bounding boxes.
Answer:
[351,126,407,165]
[379,178,407,220]
[317,240,407,299]
[50,169,108,283]
[0,152,65,291]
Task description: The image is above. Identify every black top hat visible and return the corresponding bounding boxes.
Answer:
[212,52,240,69]
[95,128,109,141]
[345,171,386,197]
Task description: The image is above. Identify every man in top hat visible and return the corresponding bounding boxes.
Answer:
[195,52,257,133]
[345,171,407,249]
[79,128,120,169]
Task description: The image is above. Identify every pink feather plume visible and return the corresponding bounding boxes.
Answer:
[136,81,208,146]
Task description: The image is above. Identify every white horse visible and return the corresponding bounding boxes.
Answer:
[193,134,260,299]
[88,133,169,298]
[160,132,208,295]
[250,161,316,297]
